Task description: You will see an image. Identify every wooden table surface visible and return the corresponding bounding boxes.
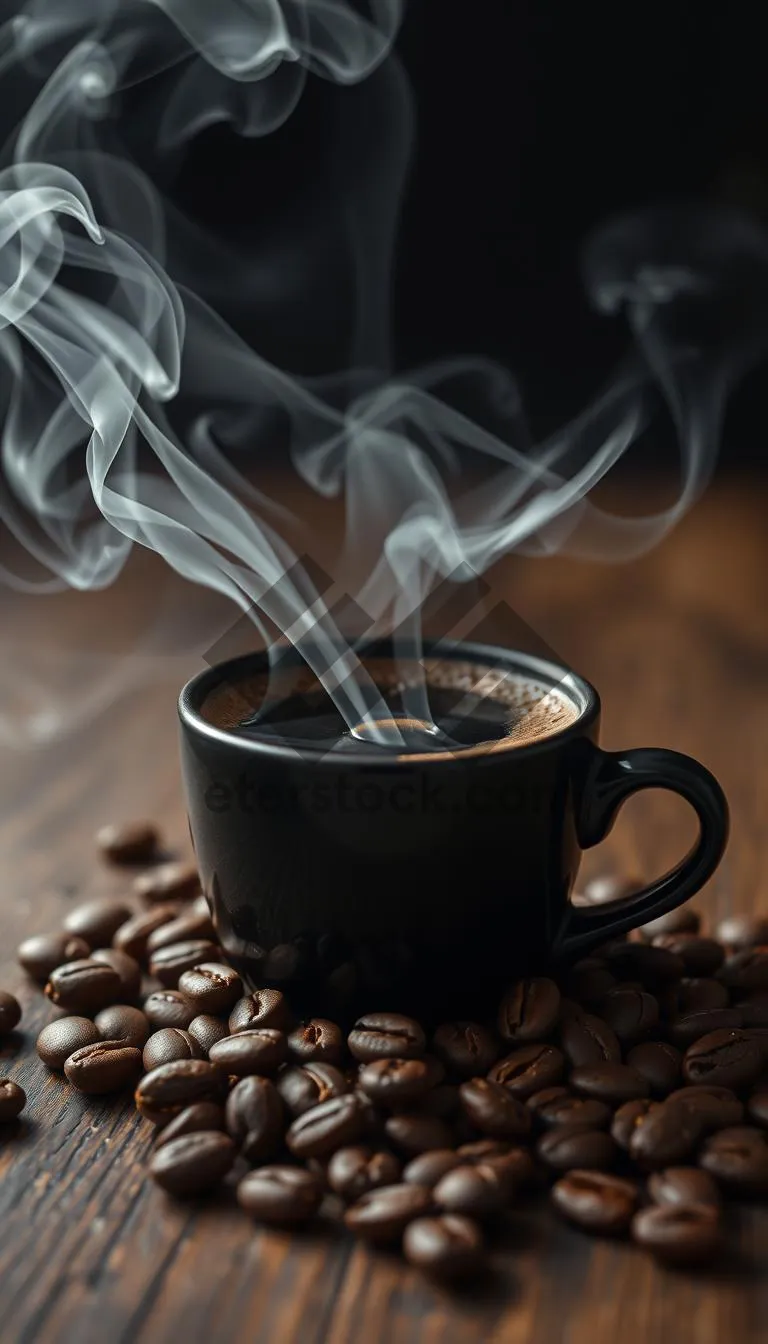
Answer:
[1,472,767,1344]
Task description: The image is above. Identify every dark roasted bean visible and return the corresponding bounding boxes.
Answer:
[209,1029,288,1076]
[287,1018,343,1065]
[134,860,200,904]
[96,820,160,865]
[715,914,768,952]
[149,941,221,987]
[651,934,724,977]
[458,1078,532,1139]
[143,1028,203,1071]
[600,989,659,1045]
[45,959,122,1013]
[665,977,729,1017]
[113,906,179,962]
[225,1075,284,1162]
[488,1043,565,1098]
[559,1013,621,1068]
[668,1008,743,1048]
[135,1060,228,1125]
[719,949,768,994]
[187,1015,230,1055]
[570,1063,650,1105]
[17,932,90,984]
[286,1093,365,1159]
[149,1132,235,1197]
[551,1169,639,1235]
[682,1028,763,1092]
[433,1164,509,1217]
[637,906,701,940]
[228,989,290,1034]
[0,991,21,1034]
[631,1203,721,1266]
[527,1085,572,1118]
[154,1103,226,1149]
[459,1142,538,1190]
[357,1058,434,1108]
[647,1167,721,1209]
[36,1015,101,1070]
[238,1165,323,1225]
[628,1099,704,1170]
[0,1079,26,1122]
[178,963,242,1016]
[347,1013,426,1063]
[403,1214,484,1280]
[626,1041,682,1096]
[747,1091,768,1128]
[276,1063,349,1117]
[699,1126,768,1194]
[497,978,560,1043]
[327,1146,401,1200]
[63,900,132,949]
[667,1085,744,1132]
[147,911,216,954]
[604,942,685,985]
[94,1005,150,1049]
[64,1040,143,1094]
[90,949,142,1000]
[562,961,617,1005]
[432,1021,500,1076]
[403,1150,463,1188]
[344,1182,432,1242]
[611,1099,660,1151]
[384,1113,455,1157]
[537,1127,617,1172]
[530,1092,612,1131]
[143,990,196,1030]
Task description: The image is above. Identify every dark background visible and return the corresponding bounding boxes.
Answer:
[175,0,768,464]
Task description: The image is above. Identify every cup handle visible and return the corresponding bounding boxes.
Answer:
[553,744,729,962]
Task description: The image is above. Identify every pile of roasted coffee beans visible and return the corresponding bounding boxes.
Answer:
[3,831,768,1284]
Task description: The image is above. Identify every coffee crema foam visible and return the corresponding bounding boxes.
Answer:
[200,655,580,757]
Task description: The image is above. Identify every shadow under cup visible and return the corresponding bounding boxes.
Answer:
[178,641,728,1021]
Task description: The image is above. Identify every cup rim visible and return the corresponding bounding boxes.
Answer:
[178,640,600,767]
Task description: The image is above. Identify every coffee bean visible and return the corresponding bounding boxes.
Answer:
[286,1093,365,1159]
[651,935,724,978]
[0,1079,26,1122]
[497,978,561,1043]
[64,1040,143,1094]
[149,941,221,988]
[143,990,196,1030]
[683,1028,763,1092]
[628,1099,704,1170]
[228,989,290,1034]
[403,1150,463,1187]
[149,1131,236,1197]
[530,1092,612,1131]
[134,860,200,905]
[18,932,91,984]
[135,1059,228,1124]
[328,1146,402,1200]
[561,961,617,1005]
[570,1063,650,1105]
[63,900,132,949]
[458,1078,532,1139]
[747,1091,768,1128]
[94,1005,150,1049]
[147,912,216,955]
[90,949,142,1000]
[345,1181,434,1243]
[96,820,160,865]
[715,914,768,952]
[187,1015,230,1055]
[559,1013,621,1068]
[37,1016,101,1070]
[699,1126,768,1194]
[488,1043,565,1098]
[403,1214,484,1280]
[238,1165,323,1225]
[637,906,701,940]
[432,1021,500,1076]
[45,959,122,1013]
[276,1063,349,1117]
[0,991,21,1034]
[383,1113,454,1157]
[287,1018,343,1065]
[225,1075,284,1161]
[668,1007,743,1048]
[647,1167,721,1208]
[604,942,685,985]
[632,1202,721,1266]
[433,1163,510,1217]
[143,1028,203,1071]
[178,963,242,1016]
[719,949,768,994]
[668,1085,745,1131]
[357,1058,434,1108]
[527,1085,572,1117]
[209,1030,288,1076]
[611,1100,660,1151]
[154,1103,226,1149]
[113,906,179,962]
[626,1041,682,1096]
[666,977,730,1017]
[551,1170,639,1234]
[457,1139,511,1161]
[347,1013,426,1063]
[537,1128,618,1172]
[600,989,659,1046]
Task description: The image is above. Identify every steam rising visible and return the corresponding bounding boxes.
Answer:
[1,1,767,743]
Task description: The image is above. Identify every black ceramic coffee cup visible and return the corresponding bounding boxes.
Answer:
[179,641,728,1020]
